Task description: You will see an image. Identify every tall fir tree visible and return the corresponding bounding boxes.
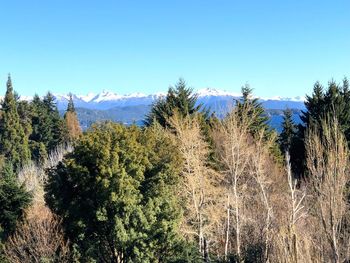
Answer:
[235,85,283,163]
[64,93,82,141]
[29,94,49,163]
[293,77,350,178]
[279,108,297,153]
[43,92,67,152]
[301,78,350,137]
[145,78,208,128]
[29,92,67,160]
[236,84,270,137]
[0,75,31,169]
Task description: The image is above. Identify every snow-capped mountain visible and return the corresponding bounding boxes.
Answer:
[52,88,305,111]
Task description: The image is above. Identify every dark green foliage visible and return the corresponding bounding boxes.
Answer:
[16,100,33,137]
[236,85,270,137]
[66,93,76,113]
[0,162,31,242]
[293,78,350,177]
[145,78,207,128]
[29,92,68,161]
[279,109,306,178]
[0,76,31,170]
[43,92,68,151]
[236,85,283,163]
[301,78,350,138]
[279,108,297,153]
[45,122,188,262]
[30,141,48,166]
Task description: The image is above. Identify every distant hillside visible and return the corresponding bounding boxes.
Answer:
[59,106,303,132]
[55,88,305,131]
[53,88,305,111]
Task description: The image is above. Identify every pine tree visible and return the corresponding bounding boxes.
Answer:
[235,85,283,163]
[29,95,49,163]
[29,92,68,160]
[279,108,297,153]
[43,92,67,151]
[66,93,75,112]
[16,100,33,138]
[236,84,269,137]
[294,78,350,178]
[0,75,31,169]
[300,81,324,125]
[0,162,31,242]
[64,94,82,141]
[145,78,207,128]
[301,78,350,136]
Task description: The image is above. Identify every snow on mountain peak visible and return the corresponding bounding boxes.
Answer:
[260,95,305,102]
[78,92,96,102]
[92,90,122,102]
[196,88,240,97]
[124,92,147,98]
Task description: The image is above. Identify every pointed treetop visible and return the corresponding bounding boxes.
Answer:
[6,73,13,92]
[67,93,75,112]
[241,84,253,101]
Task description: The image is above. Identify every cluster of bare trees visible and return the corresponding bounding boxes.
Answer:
[3,104,350,262]
[3,145,72,263]
[171,107,350,262]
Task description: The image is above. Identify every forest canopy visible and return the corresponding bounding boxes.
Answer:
[1,77,350,263]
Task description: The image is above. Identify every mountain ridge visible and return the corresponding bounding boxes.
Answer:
[49,87,305,110]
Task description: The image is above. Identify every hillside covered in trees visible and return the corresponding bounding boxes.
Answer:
[1,76,350,263]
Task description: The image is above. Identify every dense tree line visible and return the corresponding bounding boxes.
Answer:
[1,77,350,262]
[0,75,81,261]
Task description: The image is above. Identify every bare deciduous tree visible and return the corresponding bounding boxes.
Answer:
[4,204,70,263]
[213,107,253,261]
[169,112,224,261]
[306,118,350,263]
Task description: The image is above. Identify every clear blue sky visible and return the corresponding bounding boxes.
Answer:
[0,0,349,97]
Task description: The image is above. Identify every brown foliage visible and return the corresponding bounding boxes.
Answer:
[65,111,82,141]
[3,204,70,263]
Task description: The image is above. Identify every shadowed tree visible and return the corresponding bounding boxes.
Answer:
[0,75,31,169]
[0,162,31,242]
[279,108,297,153]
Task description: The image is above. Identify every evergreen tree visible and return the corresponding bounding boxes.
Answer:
[16,100,33,138]
[43,92,67,151]
[29,92,68,161]
[64,93,82,141]
[145,78,207,128]
[279,108,297,153]
[235,85,283,163]
[300,81,325,125]
[0,162,31,242]
[66,93,75,112]
[45,122,187,262]
[301,78,350,137]
[293,78,350,178]
[29,95,49,163]
[236,84,270,137]
[0,75,31,169]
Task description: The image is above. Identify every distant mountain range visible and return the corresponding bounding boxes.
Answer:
[15,88,306,131]
[51,88,306,112]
